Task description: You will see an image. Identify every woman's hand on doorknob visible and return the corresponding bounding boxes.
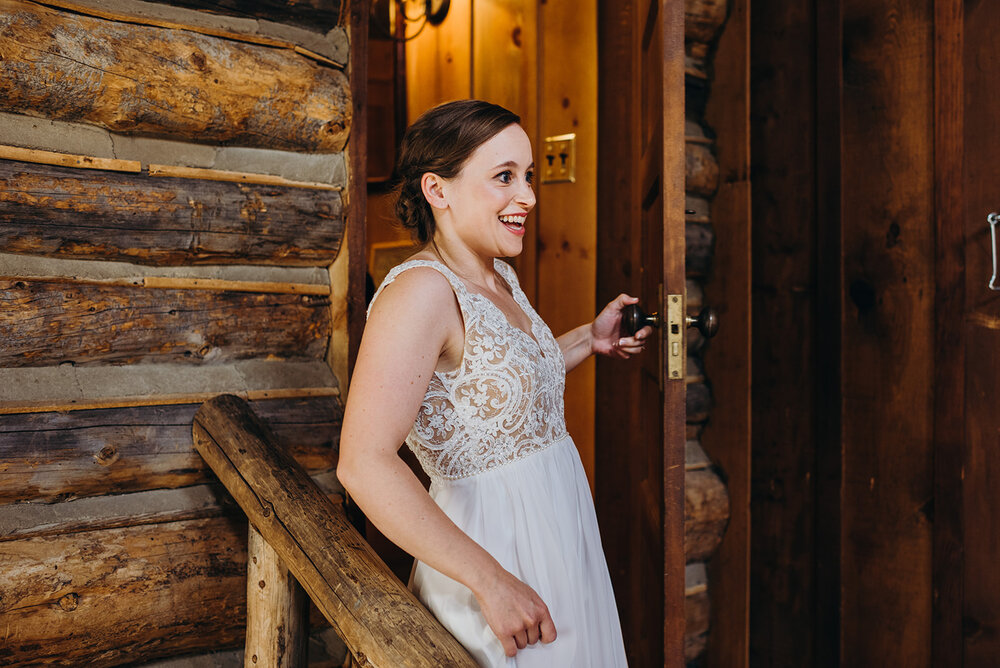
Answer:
[591,294,653,359]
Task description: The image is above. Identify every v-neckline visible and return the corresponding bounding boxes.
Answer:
[467,277,540,348]
[412,257,543,350]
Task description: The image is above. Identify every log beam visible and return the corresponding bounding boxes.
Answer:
[0,160,344,266]
[192,394,478,668]
[0,279,332,367]
[246,525,309,668]
[0,0,350,152]
[0,396,342,504]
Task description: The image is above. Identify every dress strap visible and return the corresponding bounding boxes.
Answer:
[368,259,472,318]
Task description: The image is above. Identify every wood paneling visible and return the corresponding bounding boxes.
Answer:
[747,1,819,664]
[840,1,935,665]
[536,0,598,489]
[0,280,331,367]
[0,160,344,266]
[405,0,472,121]
[932,0,963,665]
[0,516,249,667]
[961,1,1000,664]
[701,0,750,665]
[0,0,350,152]
[0,396,342,504]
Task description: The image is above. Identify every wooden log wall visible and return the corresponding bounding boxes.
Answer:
[0,0,354,664]
[682,1,731,664]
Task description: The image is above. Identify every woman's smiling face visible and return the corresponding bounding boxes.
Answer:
[438,123,536,258]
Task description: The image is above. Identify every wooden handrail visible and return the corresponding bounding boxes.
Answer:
[193,394,477,667]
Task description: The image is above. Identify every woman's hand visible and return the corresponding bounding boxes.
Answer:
[474,567,557,657]
[591,293,653,359]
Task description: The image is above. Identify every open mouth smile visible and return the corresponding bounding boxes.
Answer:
[499,214,527,235]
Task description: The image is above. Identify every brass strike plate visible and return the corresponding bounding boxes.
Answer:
[666,293,684,381]
[541,133,576,184]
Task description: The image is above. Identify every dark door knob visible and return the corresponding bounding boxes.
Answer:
[620,303,719,338]
[686,307,719,338]
[620,304,660,336]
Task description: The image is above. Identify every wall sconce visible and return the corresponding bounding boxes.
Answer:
[372,0,450,40]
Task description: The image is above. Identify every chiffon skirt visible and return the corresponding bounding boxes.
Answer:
[410,435,628,668]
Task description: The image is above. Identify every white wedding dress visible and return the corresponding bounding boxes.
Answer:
[371,259,628,667]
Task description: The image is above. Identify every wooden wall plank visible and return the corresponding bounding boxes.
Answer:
[0,280,331,367]
[961,1,1000,664]
[0,160,344,266]
[840,1,935,665]
[747,1,819,665]
[932,0,964,665]
[536,0,598,491]
[0,516,248,667]
[0,0,350,152]
[0,396,342,504]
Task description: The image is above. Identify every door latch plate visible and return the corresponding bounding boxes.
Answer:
[666,294,684,381]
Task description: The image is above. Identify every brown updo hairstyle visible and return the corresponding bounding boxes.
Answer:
[395,100,521,244]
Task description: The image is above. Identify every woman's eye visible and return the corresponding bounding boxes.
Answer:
[497,170,512,184]
[525,170,534,185]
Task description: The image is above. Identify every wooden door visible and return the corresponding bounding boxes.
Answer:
[933,1,1000,664]
[595,0,687,665]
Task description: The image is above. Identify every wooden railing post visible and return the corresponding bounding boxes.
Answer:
[245,524,308,667]
[192,394,477,668]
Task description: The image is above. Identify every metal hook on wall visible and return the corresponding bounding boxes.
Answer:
[989,212,1000,290]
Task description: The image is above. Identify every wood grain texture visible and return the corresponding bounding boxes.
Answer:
[192,394,477,667]
[245,524,309,668]
[701,0,751,664]
[662,0,688,664]
[0,396,342,504]
[961,1,1000,664]
[0,160,344,266]
[931,0,963,665]
[841,0,935,664]
[164,0,342,30]
[0,0,350,152]
[345,0,368,382]
[0,515,249,667]
[0,279,331,367]
[747,1,822,665]
[535,0,598,492]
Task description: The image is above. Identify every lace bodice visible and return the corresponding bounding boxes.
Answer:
[369,259,568,481]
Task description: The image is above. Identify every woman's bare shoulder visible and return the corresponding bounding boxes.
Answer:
[368,264,461,333]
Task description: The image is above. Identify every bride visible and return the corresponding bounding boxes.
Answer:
[337,99,649,666]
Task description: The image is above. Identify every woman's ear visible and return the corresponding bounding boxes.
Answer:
[421,172,448,211]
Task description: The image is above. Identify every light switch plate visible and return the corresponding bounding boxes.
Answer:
[541,133,576,184]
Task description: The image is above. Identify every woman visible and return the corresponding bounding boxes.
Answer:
[338,100,650,667]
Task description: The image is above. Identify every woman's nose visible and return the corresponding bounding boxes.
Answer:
[516,180,536,208]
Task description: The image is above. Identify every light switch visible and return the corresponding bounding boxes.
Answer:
[541,133,576,184]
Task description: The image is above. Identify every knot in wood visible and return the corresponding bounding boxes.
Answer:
[95,444,119,466]
[58,593,79,611]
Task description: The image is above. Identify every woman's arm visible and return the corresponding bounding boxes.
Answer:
[337,268,555,657]
[557,293,652,373]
